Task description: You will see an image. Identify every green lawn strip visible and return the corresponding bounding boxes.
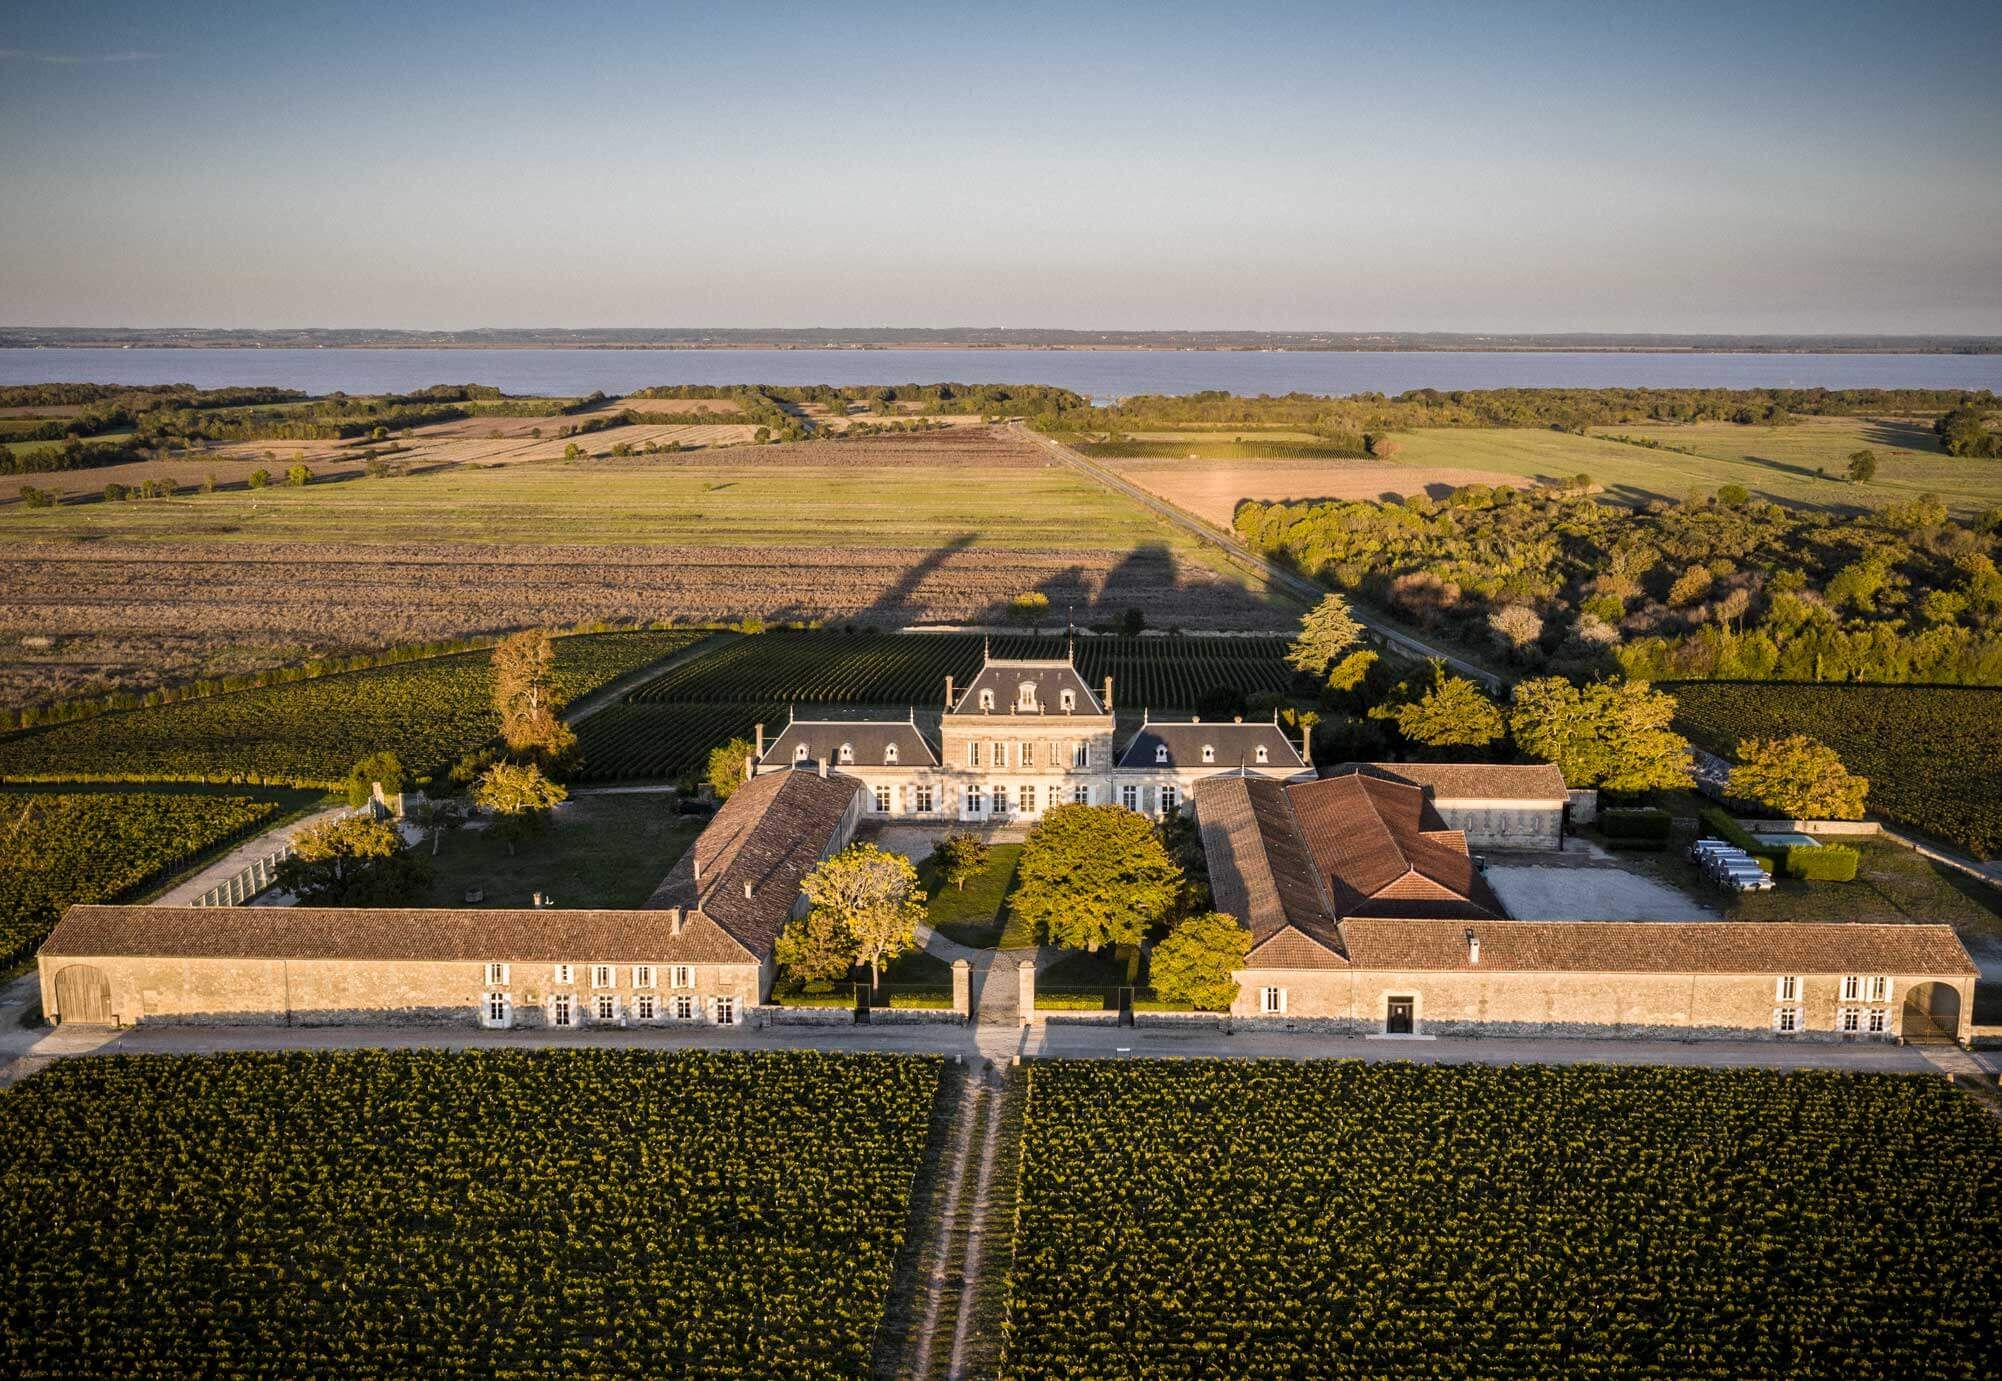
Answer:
[920,843,1023,948]
[422,793,702,910]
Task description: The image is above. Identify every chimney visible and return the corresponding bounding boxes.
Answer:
[1465,929,1480,965]
[818,756,828,778]
[1103,676,1114,712]
[1233,714,1244,724]
[669,907,685,937]
[692,857,701,884]
[743,879,755,899]
[754,722,765,756]
[1300,721,1312,767]
[945,675,955,709]
[743,754,754,781]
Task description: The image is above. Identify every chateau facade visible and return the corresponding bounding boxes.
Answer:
[754,651,1309,822]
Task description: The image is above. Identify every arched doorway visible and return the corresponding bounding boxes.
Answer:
[1901,982,1961,1044]
[52,965,114,1025]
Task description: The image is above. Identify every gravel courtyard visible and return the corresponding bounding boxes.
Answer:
[1485,859,1719,921]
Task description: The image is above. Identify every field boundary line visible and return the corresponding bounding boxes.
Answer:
[1014,423,1506,690]
[560,631,738,726]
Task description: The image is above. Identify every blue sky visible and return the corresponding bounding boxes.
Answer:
[3,0,1999,332]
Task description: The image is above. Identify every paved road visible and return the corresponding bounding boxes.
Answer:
[1013,423,1505,690]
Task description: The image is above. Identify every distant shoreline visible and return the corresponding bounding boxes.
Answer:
[4,332,1997,356]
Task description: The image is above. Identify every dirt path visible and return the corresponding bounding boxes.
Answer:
[944,1066,1010,1379]
[904,1068,991,1380]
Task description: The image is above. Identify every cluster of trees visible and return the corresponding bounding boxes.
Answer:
[1240,485,2002,685]
[773,844,928,992]
[1727,734,1870,820]
[1044,386,1999,437]
[1938,406,2002,458]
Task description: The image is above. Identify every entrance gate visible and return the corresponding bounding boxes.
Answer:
[53,965,114,1025]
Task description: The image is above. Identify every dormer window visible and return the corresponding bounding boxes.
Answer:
[1255,745,1269,764]
[838,743,854,764]
[884,744,899,764]
[1060,690,1075,712]
[793,744,809,763]
[1201,745,1216,764]
[979,689,995,711]
[1018,681,1037,709]
[1154,744,1170,764]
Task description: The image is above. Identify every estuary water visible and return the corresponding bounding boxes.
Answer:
[1,347,1997,399]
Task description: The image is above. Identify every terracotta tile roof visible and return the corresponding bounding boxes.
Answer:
[951,657,1105,717]
[1117,720,1305,770]
[762,717,938,769]
[1196,776,1347,963]
[41,905,756,965]
[1289,775,1506,921]
[1325,761,1569,803]
[644,766,865,959]
[1338,919,1978,977]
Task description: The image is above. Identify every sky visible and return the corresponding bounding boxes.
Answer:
[3,0,2000,334]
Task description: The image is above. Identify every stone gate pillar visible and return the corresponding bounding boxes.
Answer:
[952,959,971,1021]
[1018,959,1036,1026]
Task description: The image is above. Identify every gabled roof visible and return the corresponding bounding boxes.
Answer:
[1117,719,1305,770]
[763,717,938,769]
[644,767,865,960]
[41,905,756,965]
[1339,919,1978,977]
[1289,774,1506,921]
[950,658,1105,717]
[1324,761,1569,804]
[1195,775,1347,967]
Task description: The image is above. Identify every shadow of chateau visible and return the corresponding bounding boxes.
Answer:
[1021,541,1297,631]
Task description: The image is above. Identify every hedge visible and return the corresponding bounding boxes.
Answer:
[1035,990,1109,1012]
[1699,807,1778,873]
[775,990,855,1009]
[1600,806,1672,847]
[1785,843,1860,882]
[1133,996,1198,1013]
[887,988,952,1010]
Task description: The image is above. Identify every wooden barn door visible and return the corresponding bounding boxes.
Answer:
[54,965,114,1024]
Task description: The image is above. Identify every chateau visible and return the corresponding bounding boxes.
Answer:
[754,648,1309,820]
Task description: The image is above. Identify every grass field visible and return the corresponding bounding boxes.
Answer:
[423,793,703,910]
[1111,457,1527,525]
[1383,417,2002,514]
[1004,1060,2002,1379]
[0,1050,943,1378]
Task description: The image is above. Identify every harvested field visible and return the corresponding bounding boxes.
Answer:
[615,395,742,415]
[0,541,1285,709]
[1115,459,1528,525]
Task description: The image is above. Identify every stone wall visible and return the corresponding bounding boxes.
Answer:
[1434,803,1564,851]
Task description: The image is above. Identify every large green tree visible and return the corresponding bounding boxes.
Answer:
[1508,677,1692,792]
[1286,594,1365,676]
[275,815,430,906]
[1148,912,1250,1012]
[1729,735,1869,820]
[1012,804,1181,953]
[705,736,755,802]
[930,831,989,893]
[493,630,577,767]
[800,843,927,990]
[1370,661,1505,749]
[344,750,406,810]
[474,760,568,853]
[772,907,860,984]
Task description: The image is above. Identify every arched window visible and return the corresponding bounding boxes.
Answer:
[884,743,899,764]
[793,744,809,763]
[1255,745,1269,764]
[1060,690,1076,711]
[1154,743,1169,764]
[1018,681,1037,709]
[979,689,995,711]
[838,743,854,764]
[1201,745,1216,764]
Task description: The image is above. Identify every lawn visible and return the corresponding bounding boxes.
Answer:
[1004,1060,2002,1378]
[0,1050,943,1378]
[423,792,703,910]
[1383,417,2002,514]
[920,842,1023,948]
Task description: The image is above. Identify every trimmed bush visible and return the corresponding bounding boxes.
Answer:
[1600,806,1672,846]
[776,989,854,1008]
[1034,989,1108,1012]
[887,988,952,1010]
[1786,843,1860,882]
[1699,806,1778,872]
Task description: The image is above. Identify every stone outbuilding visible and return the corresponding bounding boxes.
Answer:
[1195,773,1977,1042]
[1322,761,1570,850]
[39,766,868,1029]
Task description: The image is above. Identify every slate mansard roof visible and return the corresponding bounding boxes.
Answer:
[644,766,866,960]
[1118,718,1306,771]
[1323,761,1569,804]
[950,658,1106,717]
[762,717,939,769]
